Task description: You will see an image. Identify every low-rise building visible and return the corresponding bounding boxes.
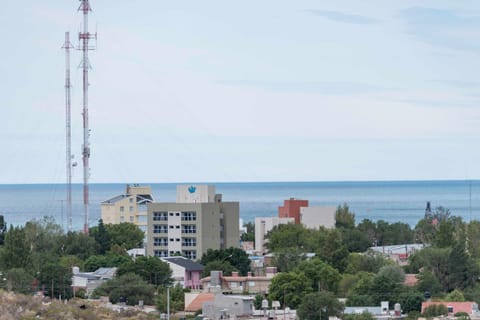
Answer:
[101,184,154,235]
[200,268,278,295]
[421,301,480,317]
[71,266,117,298]
[162,256,204,290]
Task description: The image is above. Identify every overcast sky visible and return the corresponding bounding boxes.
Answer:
[1,1,480,184]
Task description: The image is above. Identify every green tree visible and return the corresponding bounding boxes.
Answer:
[38,260,72,299]
[62,231,98,260]
[297,291,344,320]
[84,252,131,272]
[422,304,448,317]
[104,223,144,250]
[446,289,466,302]
[156,284,185,313]
[241,221,255,242]
[3,268,34,294]
[200,247,250,276]
[94,273,155,305]
[296,258,341,293]
[202,260,237,277]
[446,239,479,291]
[377,265,405,284]
[396,288,424,314]
[415,270,443,297]
[335,203,355,229]
[341,229,372,253]
[317,229,349,272]
[269,272,313,309]
[265,224,317,253]
[90,219,111,254]
[0,225,31,270]
[117,256,172,286]
[0,215,6,245]
[344,252,390,275]
[271,247,308,272]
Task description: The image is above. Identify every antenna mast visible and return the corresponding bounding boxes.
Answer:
[78,0,96,234]
[62,32,74,232]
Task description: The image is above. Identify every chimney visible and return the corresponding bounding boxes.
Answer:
[232,271,239,277]
[247,272,252,277]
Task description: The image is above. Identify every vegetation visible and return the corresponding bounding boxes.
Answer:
[2,202,480,319]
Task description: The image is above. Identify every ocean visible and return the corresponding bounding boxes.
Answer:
[0,180,478,231]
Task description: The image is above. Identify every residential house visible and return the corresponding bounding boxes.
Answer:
[161,256,204,290]
[200,268,278,295]
[71,266,117,298]
[421,301,480,317]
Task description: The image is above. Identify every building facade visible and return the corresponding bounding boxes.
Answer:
[254,217,294,253]
[278,198,308,224]
[100,184,154,234]
[146,185,239,260]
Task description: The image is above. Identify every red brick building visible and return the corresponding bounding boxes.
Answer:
[278,198,308,224]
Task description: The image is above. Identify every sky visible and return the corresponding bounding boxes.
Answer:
[1,1,480,184]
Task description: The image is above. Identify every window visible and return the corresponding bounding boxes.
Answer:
[183,250,197,260]
[154,237,168,246]
[175,212,180,216]
[153,212,168,221]
[129,198,133,203]
[154,250,168,257]
[169,212,174,216]
[182,225,196,234]
[137,215,147,223]
[129,216,134,222]
[153,224,168,234]
[170,238,174,242]
[230,282,238,288]
[129,206,134,212]
[249,281,255,287]
[182,211,197,221]
[120,206,124,212]
[169,225,174,229]
[182,237,197,247]
[176,225,180,229]
[120,216,125,222]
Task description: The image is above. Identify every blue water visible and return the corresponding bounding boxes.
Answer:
[0,180,478,231]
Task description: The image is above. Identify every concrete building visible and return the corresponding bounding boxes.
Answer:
[147,185,239,260]
[300,206,336,229]
[278,198,308,224]
[71,267,117,298]
[200,268,278,295]
[162,256,204,290]
[254,217,294,253]
[101,184,154,234]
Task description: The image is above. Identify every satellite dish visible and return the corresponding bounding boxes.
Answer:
[72,162,78,167]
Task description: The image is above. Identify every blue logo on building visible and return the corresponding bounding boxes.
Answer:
[188,185,196,194]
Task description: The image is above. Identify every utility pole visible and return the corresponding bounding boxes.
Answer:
[77,0,96,234]
[62,32,74,232]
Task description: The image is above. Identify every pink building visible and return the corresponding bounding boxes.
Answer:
[162,257,204,290]
[278,198,308,224]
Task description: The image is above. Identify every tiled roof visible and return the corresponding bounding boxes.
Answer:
[422,302,477,314]
[162,257,204,271]
[185,293,215,312]
[404,274,418,287]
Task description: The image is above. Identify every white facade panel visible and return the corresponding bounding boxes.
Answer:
[176,185,216,203]
[300,206,336,229]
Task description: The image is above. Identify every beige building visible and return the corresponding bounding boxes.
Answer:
[254,217,294,253]
[100,184,154,234]
[146,185,239,260]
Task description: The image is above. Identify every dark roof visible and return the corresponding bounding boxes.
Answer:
[163,257,204,271]
[101,194,127,204]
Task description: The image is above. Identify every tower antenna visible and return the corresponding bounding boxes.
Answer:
[62,32,74,232]
[78,0,96,234]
